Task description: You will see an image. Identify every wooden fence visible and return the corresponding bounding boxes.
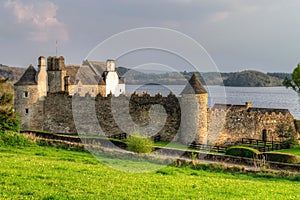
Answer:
[241,138,283,152]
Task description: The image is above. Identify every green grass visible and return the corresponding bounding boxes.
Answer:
[1,145,300,199]
[154,141,190,150]
[275,145,300,156]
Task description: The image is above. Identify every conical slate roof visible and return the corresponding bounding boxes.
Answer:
[14,65,37,86]
[181,73,207,94]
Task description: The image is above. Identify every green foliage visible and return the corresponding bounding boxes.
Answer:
[0,108,20,133]
[0,131,33,147]
[225,146,260,158]
[283,63,300,93]
[276,123,296,148]
[0,93,13,106]
[0,78,20,133]
[263,152,300,164]
[126,132,154,154]
[223,70,283,87]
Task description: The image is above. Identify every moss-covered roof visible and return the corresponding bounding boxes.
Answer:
[181,73,207,94]
[14,65,37,86]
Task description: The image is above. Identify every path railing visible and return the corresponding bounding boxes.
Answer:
[241,138,283,152]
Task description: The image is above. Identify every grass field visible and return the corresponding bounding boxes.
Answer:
[1,145,300,199]
[275,145,300,156]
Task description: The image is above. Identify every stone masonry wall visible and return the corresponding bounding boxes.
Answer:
[43,92,181,141]
[14,85,44,130]
[208,108,296,146]
[42,92,296,145]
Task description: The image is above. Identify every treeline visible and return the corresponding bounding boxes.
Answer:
[118,68,290,86]
[0,64,291,87]
[222,70,284,87]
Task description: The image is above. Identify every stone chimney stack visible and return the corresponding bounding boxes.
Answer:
[246,102,252,108]
[106,59,115,72]
[37,56,48,99]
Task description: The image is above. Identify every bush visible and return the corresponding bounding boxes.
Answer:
[263,152,300,164]
[0,108,20,133]
[126,132,153,154]
[0,131,33,147]
[225,146,260,158]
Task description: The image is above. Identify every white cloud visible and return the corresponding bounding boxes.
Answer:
[208,11,230,23]
[4,0,68,42]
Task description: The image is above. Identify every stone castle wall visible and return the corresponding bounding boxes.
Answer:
[207,108,296,146]
[43,92,181,141]
[24,91,296,145]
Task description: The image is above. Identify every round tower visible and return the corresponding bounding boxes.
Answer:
[180,73,208,145]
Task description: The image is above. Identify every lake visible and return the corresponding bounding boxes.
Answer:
[126,85,300,119]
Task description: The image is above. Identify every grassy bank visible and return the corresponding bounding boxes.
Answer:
[1,145,300,199]
[275,145,300,156]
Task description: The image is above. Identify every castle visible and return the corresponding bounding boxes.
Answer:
[14,56,296,146]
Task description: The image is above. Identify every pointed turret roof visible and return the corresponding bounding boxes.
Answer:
[181,73,207,94]
[14,65,37,86]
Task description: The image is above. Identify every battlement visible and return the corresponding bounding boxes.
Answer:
[47,56,65,71]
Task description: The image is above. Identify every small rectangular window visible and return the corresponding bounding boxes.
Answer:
[24,91,28,98]
[78,88,81,92]
[25,108,29,114]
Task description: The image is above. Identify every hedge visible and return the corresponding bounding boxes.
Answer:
[263,152,300,164]
[225,146,260,158]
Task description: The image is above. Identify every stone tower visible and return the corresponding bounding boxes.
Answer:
[179,73,208,145]
[47,56,67,93]
[14,64,44,130]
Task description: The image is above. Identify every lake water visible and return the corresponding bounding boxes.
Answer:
[126,85,300,119]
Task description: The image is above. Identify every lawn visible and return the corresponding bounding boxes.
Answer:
[1,145,300,199]
[275,145,300,156]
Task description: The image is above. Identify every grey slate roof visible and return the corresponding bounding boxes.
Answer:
[14,65,37,86]
[181,73,207,94]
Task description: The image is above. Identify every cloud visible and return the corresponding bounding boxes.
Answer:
[208,11,230,23]
[4,0,68,42]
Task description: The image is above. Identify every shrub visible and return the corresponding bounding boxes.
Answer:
[126,132,153,154]
[225,146,260,158]
[0,108,20,133]
[263,152,300,164]
[0,131,33,147]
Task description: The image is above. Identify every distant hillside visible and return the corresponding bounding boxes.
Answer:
[223,70,283,87]
[0,64,290,87]
[0,65,25,83]
[267,72,292,80]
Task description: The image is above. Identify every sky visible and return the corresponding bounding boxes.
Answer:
[1,0,300,72]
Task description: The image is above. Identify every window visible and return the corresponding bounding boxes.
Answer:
[25,108,29,114]
[24,91,28,98]
[78,88,81,92]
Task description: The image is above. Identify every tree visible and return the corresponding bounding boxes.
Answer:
[283,63,300,93]
[0,78,20,133]
[276,123,296,149]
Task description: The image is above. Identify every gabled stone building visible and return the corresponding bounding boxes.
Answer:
[14,56,125,130]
